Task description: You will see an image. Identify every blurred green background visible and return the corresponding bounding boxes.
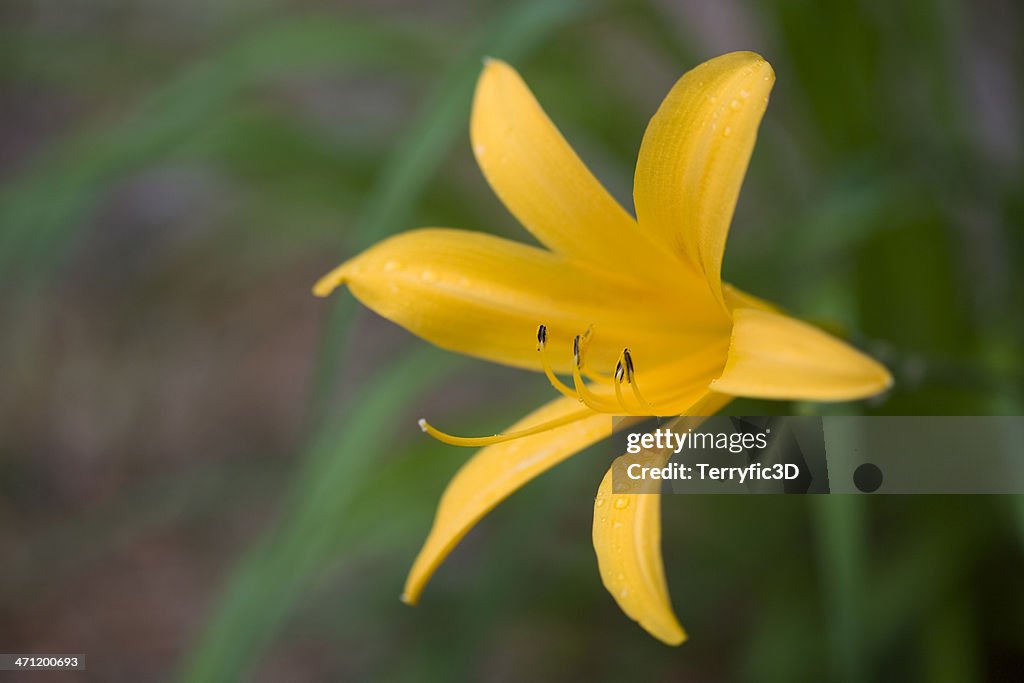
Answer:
[2,0,1022,681]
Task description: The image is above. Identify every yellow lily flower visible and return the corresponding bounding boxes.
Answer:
[313,51,891,645]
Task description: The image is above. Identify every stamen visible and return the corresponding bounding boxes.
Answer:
[572,336,621,412]
[613,358,633,414]
[537,325,578,400]
[622,348,659,415]
[418,408,592,447]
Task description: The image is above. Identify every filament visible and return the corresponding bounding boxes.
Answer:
[613,359,633,414]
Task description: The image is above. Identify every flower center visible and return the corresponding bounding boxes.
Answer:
[418,324,708,448]
[535,324,658,416]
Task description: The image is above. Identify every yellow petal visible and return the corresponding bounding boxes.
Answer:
[592,396,731,645]
[722,282,779,314]
[593,448,682,644]
[634,52,775,301]
[314,228,718,372]
[471,59,684,282]
[710,308,893,401]
[403,396,611,604]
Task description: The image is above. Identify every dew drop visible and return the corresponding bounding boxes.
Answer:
[619,588,630,599]
[739,88,751,99]
[730,98,740,110]
[595,497,606,508]
[384,259,400,272]
[723,126,733,137]
[614,497,630,509]
[474,143,486,156]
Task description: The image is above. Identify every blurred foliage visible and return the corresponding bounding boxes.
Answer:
[1,0,1022,681]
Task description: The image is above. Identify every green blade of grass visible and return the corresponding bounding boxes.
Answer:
[811,494,867,683]
[178,347,459,683]
[179,2,586,681]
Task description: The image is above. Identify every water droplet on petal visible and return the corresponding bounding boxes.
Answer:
[595,497,606,508]
[730,98,740,110]
[614,497,630,509]
[723,126,732,137]
[384,259,400,272]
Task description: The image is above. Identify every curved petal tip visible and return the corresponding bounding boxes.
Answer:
[312,262,348,298]
[593,453,688,646]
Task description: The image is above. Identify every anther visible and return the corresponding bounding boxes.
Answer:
[536,324,547,350]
